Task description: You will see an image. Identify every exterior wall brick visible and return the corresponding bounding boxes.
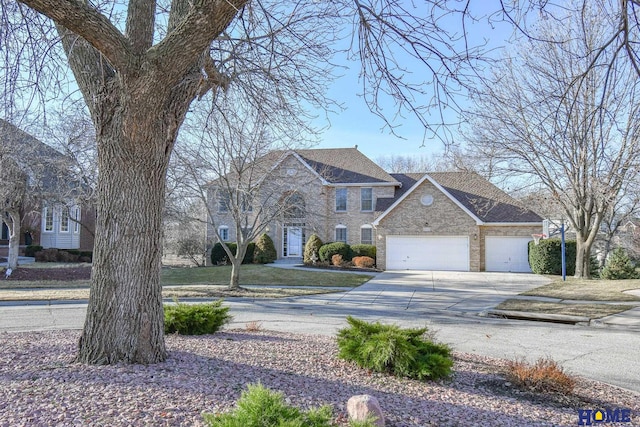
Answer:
[206,155,397,259]
[375,179,480,271]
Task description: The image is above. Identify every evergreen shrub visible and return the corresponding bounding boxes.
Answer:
[351,244,376,259]
[253,233,277,264]
[336,316,453,381]
[303,234,323,264]
[210,242,255,265]
[24,245,43,257]
[318,242,353,262]
[601,248,638,280]
[528,239,577,275]
[164,300,231,335]
[202,383,336,427]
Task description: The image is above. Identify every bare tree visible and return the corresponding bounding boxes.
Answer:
[464,2,640,278]
[0,150,27,270]
[172,99,316,290]
[2,0,492,364]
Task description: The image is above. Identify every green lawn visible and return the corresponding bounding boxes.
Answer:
[522,278,640,302]
[161,264,373,288]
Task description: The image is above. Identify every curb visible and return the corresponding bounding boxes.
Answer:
[485,309,590,324]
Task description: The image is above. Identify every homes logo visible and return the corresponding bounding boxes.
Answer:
[578,408,632,425]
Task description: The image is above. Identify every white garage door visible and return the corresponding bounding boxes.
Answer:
[386,236,469,271]
[485,236,533,272]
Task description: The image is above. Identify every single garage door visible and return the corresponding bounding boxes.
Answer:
[485,236,532,272]
[386,236,469,271]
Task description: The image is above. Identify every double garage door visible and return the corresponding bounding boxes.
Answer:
[386,235,533,272]
[386,236,470,271]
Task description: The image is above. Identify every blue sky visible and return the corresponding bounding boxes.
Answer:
[313,2,515,161]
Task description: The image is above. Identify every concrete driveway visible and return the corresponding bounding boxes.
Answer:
[1,269,639,393]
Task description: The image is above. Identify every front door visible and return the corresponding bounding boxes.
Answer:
[286,227,303,257]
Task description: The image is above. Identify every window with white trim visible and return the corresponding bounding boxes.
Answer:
[335,188,347,212]
[360,225,373,245]
[60,207,70,232]
[360,188,373,211]
[218,226,229,241]
[74,208,81,233]
[335,225,347,243]
[43,207,53,232]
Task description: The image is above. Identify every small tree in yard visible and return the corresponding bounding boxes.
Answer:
[0,152,27,271]
[601,248,638,280]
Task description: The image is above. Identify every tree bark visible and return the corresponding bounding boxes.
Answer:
[5,210,20,270]
[76,103,176,364]
[228,245,248,290]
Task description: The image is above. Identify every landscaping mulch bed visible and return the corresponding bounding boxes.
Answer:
[1,266,91,281]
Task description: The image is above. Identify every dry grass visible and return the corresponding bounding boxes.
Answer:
[522,278,640,301]
[245,321,263,332]
[495,299,634,318]
[505,357,576,395]
[0,285,342,301]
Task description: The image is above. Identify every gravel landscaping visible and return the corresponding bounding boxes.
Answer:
[1,330,638,426]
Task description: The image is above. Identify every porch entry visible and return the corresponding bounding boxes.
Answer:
[283,224,305,257]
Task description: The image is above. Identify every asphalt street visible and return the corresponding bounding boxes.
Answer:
[1,270,639,394]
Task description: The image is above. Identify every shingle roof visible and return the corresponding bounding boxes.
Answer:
[0,119,64,162]
[375,173,422,211]
[375,171,542,224]
[427,172,542,223]
[295,148,398,184]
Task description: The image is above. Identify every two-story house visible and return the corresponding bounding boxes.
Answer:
[206,147,543,272]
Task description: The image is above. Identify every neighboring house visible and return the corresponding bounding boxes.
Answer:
[206,147,543,272]
[0,119,95,255]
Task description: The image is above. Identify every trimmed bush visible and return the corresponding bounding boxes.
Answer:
[243,242,256,264]
[351,244,376,259]
[253,233,277,264]
[164,300,232,335]
[331,254,344,266]
[304,234,324,264]
[318,242,353,263]
[528,239,577,276]
[337,316,453,381]
[25,245,43,257]
[211,242,255,265]
[353,256,375,268]
[601,247,638,280]
[203,383,335,427]
[211,242,231,265]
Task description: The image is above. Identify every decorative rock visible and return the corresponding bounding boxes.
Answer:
[347,394,385,426]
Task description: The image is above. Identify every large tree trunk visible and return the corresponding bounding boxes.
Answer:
[574,240,591,279]
[76,106,175,364]
[5,211,20,270]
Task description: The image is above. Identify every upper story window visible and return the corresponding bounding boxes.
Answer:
[335,188,347,212]
[241,194,253,213]
[361,188,373,211]
[284,192,305,218]
[218,190,230,213]
[218,226,229,242]
[360,225,373,245]
[335,224,347,243]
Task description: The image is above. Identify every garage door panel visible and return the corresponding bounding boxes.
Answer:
[485,237,532,272]
[386,236,469,271]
